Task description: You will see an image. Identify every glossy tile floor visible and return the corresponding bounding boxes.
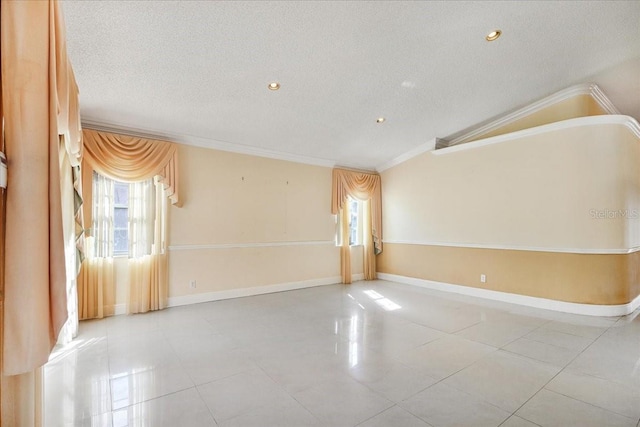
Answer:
[45,280,640,427]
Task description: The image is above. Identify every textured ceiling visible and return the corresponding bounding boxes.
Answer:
[62,1,640,170]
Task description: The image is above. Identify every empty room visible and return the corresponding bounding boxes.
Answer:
[1,1,640,426]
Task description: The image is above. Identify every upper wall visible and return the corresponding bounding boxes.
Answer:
[168,144,340,300]
[170,145,335,245]
[383,117,640,252]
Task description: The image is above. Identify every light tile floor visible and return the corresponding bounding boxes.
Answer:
[44,280,640,427]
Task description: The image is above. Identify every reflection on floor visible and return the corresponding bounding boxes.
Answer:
[44,280,640,427]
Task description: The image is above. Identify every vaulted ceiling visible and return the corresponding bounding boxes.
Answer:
[62,1,640,170]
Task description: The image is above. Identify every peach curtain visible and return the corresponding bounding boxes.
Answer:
[362,199,376,280]
[77,240,115,320]
[331,168,382,283]
[339,206,352,284]
[1,0,79,376]
[2,1,81,425]
[82,129,180,206]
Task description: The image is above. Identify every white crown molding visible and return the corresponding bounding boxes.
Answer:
[377,273,640,317]
[589,84,621,116]
[446,82,620,147]
[376,138,438,172]
[166,276,344,308]
[433,114,640,156]
[168,240,336,251]
[382,239,640,255]
[81,119,337,169]
[375,83,623,172]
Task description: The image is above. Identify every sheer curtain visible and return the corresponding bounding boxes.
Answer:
[77,173,115,319]
[128,177,168,314]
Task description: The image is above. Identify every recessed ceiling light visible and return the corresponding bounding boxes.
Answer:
[376,117,385,123]
[268,82,280,91]
[485,30,501,41]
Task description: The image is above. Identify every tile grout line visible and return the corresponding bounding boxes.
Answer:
[253,358,326,425]
[193,383,221,426]
[542,388,639,422]
[502,316,621,425]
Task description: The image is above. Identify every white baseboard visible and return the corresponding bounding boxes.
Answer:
[110,274,367,315]
[167,276,344,308]
[114,304,126,315]
[377,273,640,317]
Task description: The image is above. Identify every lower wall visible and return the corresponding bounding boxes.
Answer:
[377,243,640,305]
[169,243,339,297]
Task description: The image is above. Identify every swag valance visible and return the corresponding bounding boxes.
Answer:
[331,168,382,254]
[82,129,180,205]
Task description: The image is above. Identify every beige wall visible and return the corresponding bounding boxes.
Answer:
[379,118,640,304]
[378,244,638,305]
[167,145,340,298]
[384,122,640,251]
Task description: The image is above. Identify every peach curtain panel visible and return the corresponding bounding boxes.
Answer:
[2,1,82,425]
[82,129,180,206]
[1,0,81,381]
[331,168,382,283]
[77,256,115,320]
[339,207,352,284]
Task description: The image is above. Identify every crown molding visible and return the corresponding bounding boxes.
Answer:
[81,119,338,169]
[433,114,640,156]
[445,83,620,148]
[83,83,622,173]
[376,138,438,172]
[374,83,622,172]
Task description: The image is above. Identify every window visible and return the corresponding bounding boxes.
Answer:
[348,197,363,246]
[336,197,364,247]
[92,172,154,257]
[113,181,129,255]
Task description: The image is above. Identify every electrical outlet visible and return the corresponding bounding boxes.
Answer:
[189,280,197,289]
[480,274,486,283]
